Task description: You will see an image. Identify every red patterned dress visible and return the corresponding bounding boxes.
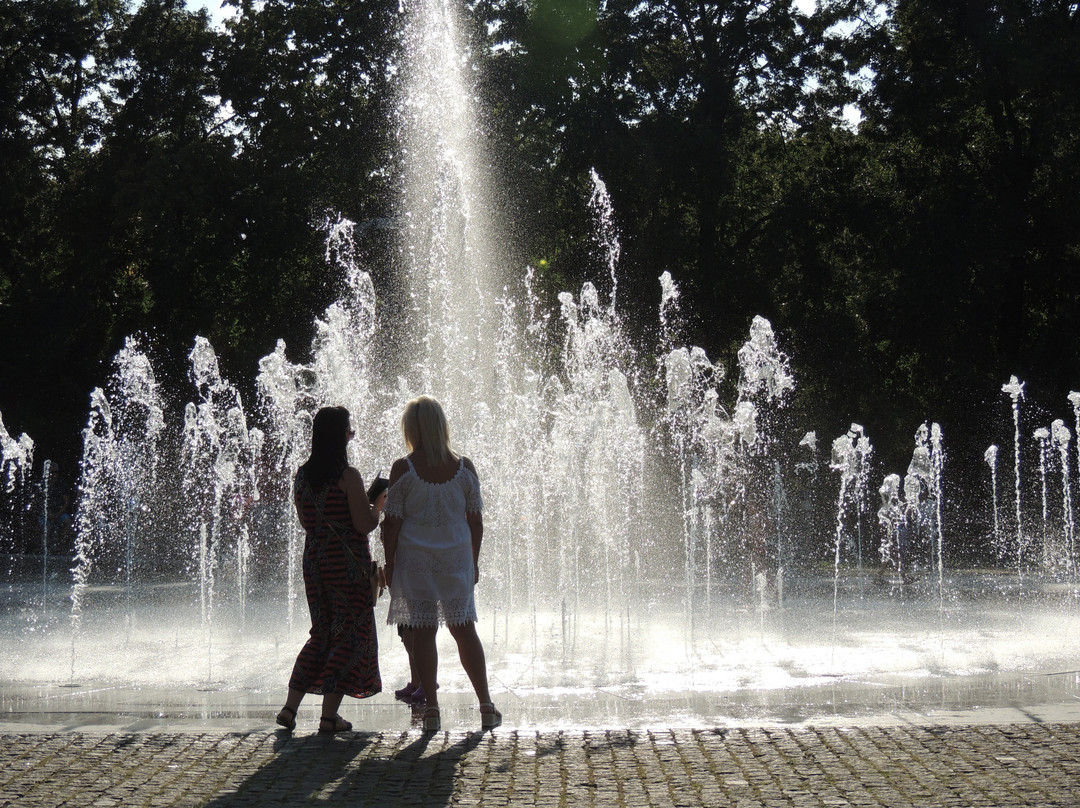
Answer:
[289,470,381,698]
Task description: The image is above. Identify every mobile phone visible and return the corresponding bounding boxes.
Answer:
[366,472,389,502]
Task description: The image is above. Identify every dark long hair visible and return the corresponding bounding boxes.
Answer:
[298,406,350,491]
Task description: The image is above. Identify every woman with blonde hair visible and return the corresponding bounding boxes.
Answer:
[381,395,500,731]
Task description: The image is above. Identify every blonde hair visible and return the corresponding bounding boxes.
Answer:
[402,395,455,465]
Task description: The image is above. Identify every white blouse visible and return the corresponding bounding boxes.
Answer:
[385,456,483,627]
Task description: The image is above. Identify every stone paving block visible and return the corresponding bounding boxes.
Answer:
[0,723,1078,806]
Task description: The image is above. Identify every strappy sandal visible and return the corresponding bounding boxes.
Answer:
[275,705,296,731]
[479,702,502,729]
[422,706,441,733]
[318,714,352,733]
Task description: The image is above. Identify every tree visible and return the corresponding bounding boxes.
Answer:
[853,1,1080,440]
[0,0,132,465]
[474,1,877,340]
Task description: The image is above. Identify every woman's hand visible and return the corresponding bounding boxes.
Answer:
[341,467,379,534]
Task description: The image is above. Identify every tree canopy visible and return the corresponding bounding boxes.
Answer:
[1,0,1078,480]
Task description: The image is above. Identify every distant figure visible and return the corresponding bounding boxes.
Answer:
[276,406,385,733]
[381,395,500,731]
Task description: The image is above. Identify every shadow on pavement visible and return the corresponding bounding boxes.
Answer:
[201,728,487,806]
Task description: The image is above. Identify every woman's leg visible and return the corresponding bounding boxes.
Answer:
[284,687,305,713]
[277,686,305,729]
[405,628,421,686]
[322,691,344,718]
[412,625,440,710]
[318,691,351,732]
[447,621,491,705]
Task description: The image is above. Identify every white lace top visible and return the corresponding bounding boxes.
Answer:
[385,456,483,627]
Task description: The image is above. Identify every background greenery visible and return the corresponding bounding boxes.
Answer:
[2,0,1078,487]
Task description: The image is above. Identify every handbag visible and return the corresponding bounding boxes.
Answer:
[307,480,383,602]
[370,563,385,600]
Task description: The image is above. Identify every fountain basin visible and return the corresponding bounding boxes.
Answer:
[4,568,1078,731]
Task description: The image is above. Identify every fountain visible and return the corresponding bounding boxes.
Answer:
[1,0,1079,728]
[1,415,35,575]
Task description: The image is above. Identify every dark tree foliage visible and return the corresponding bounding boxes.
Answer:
[849,0,1080,470]
[1,0,1078,496]
[0,0,132,460]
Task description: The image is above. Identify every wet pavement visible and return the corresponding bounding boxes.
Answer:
[1,670,1079,806]
[3,667,1080,733]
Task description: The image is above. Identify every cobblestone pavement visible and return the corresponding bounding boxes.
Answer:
[1,722,1078,807]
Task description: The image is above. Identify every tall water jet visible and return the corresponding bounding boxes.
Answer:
[1035,427,1051,565]
[1071,391,1080,569]
[255,341,313,627]
[734,315,795,597]
[1051,420,1074,574]
[876,473,903,579]
[182,338,265,683]
[830,424,870,623]
[0,415,34,570]
[929,423,945,599]
[986,444,1002,557]
[70,338,165,679]
[396,0,501,416]
[1002,375,1026,581]
[795,431,820,557]
[40,458,53,614]
[589,168,621,312]
[662,341,723,625]
[897,423,945,601]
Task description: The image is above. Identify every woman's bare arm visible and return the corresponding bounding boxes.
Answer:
[462,457,483,582]
[340,466,380,534]
[379,457,410,584]
[294,490,304,525]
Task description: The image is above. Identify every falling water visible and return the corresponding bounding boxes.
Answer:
[396,0,500,412]
[856,432,873,587]
[1003,376,1026,582]
[70,338,166,680]
[1,416,34,573]
[255,343,312,628]
[986,445,1002,557]
[1035,428,1051,565]
[1051,420,1074,574]
[876,473,903,579]
[41,459,52,616]
[830,424,867,632]
[183,338,264,680]
[930,423,945,603]
[1071,392,1080,572]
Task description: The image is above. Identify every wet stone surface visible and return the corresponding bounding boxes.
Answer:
[1,723,1078,807]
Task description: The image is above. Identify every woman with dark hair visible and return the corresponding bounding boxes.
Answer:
[276,406,385,733]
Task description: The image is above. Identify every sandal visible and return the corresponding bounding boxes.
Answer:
[422,706,441,733]
[275,704,296,731]
[479,702,502,729]
[407,682,438,704]
[318,714,352,733]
